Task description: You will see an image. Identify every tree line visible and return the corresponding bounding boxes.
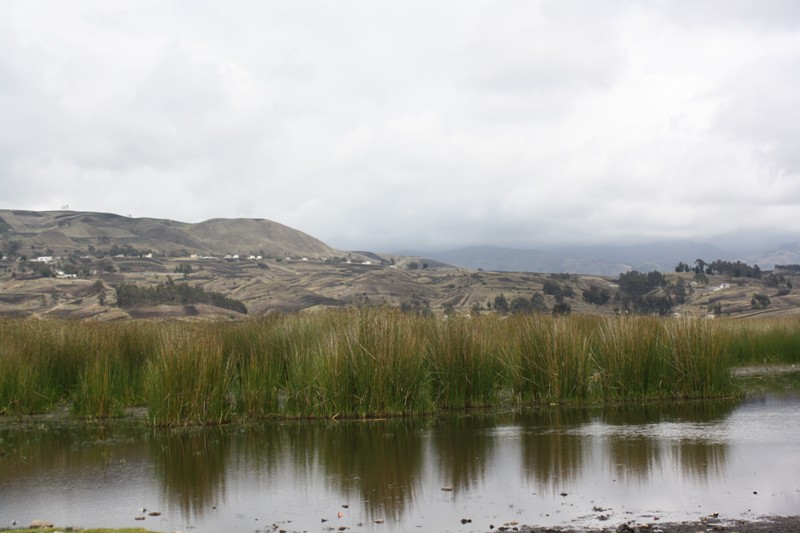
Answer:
[115,278,247,314]
[675,259,762,278]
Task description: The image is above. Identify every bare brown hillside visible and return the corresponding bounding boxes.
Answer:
[1,210,799,320]
[0,209,348,260]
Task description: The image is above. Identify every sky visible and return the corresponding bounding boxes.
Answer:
[2,1,800,253]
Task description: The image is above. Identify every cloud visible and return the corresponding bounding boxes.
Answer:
[1,1,799,252]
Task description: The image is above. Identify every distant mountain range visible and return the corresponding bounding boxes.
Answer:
[408,241,800,277]
[2,209,799,277]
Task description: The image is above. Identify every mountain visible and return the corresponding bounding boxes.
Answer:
[0,209,347,260]
[745,243,800,270]
[418,241,736,276]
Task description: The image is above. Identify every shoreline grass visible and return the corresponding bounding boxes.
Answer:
[1,311,797,425]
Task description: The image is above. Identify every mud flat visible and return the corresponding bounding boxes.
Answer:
[483,515,800,532]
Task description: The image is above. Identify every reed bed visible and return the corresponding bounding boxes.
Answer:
[0,312,797,425]
[427,314,505,408]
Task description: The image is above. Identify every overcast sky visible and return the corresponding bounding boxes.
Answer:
[2,1,799,252]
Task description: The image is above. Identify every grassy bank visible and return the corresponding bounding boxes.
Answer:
[1,311,797,425]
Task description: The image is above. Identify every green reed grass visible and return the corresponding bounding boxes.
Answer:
[223,318,286,417]
[665,318,735,398]
[328,309,432,416]
[70,326,126,418]
[143,325,236,426]
[591,317,666,400]
[723,318,800,365]
[507,315,593,403]
[275,312,334,416]
[0,311,793,424]
[0,320,78,413]
[427,315,503,408]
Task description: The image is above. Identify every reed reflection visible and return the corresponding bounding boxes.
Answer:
[606,434,662,482]
[0,421,150,482]
[315,419,424,522]
[151,428,230,519]
[431,414,496,492]
[601,402,732,484]
[672,439,727,482]
[602,400,737,426]
[517,409,591,492]
[227,424,284,482]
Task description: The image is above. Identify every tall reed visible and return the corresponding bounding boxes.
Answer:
[663,318,734,398]
[0,311,788,424]
[723,318,800,365]
[591,317,666,400]
[326,309,432,416]
[70,324,126,418]
[223,318,286,417]
[427,315,503,408]
[143,324,236,426]
[0,319,83,413]
[507,315,592,403]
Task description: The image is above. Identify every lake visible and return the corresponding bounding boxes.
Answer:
[1,375,799,532]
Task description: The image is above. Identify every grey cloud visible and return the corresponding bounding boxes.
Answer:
[714,52,800,179]
[2,1,800,252]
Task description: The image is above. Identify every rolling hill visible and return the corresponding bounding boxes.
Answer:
[0,209,347,260]
[1,209,799,320]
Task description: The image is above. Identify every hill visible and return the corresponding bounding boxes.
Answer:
[1,209,799,320]
[0,209,347,260]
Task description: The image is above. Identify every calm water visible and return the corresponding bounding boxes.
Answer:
[1,388,799,532]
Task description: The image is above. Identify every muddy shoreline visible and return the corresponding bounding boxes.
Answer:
[486,515,800,532]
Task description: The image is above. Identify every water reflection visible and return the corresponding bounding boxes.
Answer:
[0,420,151,485]
[431,414,496,491]
[518,409,590,491]
[1,393,799,531]
[151,429,230,518]
[317,420,423,521]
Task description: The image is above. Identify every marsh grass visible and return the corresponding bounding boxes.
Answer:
[427,315,503,408]
[725,318,800,365]
[322,309,432,416]
[508,315,592,403]
[1,312,793,424]
[71,329,125,418]
[0,320,75,414]
[224,318,285,417]
[143,325,236,426]
[665,318,734,398]
[591,317,666,400]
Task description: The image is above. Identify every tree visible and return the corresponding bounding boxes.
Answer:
[493,293,509,315]
[530,293,548,313]
[694,259,706,275]
[582,285,611,306]
[617,270,673,315]
[751,293,770,309]
[510,296,532,314]
[1,240,21,258]
[552,295,571,316]
[174,263,193,277]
